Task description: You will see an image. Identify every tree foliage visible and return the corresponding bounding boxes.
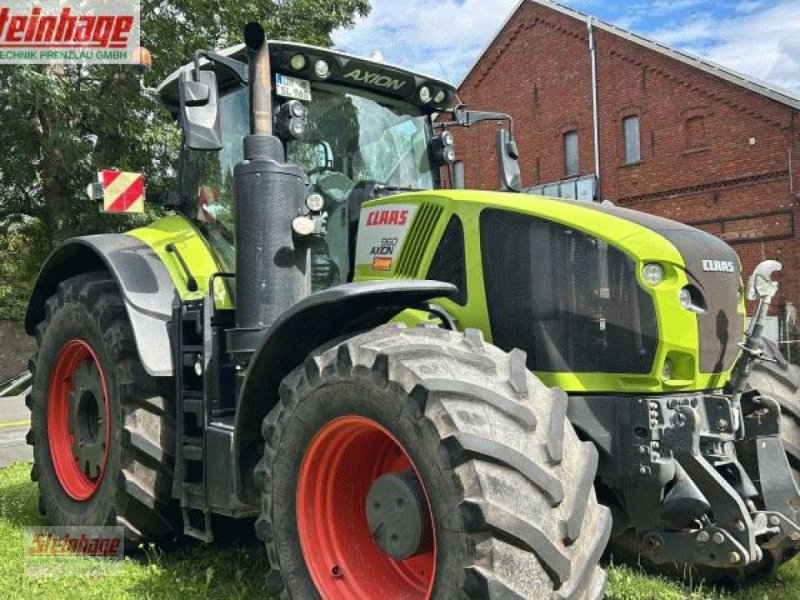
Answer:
[0,0,370,319]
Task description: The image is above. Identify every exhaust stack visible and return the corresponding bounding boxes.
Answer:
[228,23,308,362]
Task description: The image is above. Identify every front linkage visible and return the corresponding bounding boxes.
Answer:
[634,390,800,570]
[572,260,800,574]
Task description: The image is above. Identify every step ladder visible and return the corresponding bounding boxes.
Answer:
[174,299,214,542]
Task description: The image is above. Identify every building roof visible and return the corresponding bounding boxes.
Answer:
[460,0,800,111]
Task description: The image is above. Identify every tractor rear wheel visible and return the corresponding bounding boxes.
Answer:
[255,325,611,599]
[26,272,177,546]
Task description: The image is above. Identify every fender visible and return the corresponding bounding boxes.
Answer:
[233,279,457,501]
[25,234,179,377]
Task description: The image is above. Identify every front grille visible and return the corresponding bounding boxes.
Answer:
[480,209,658,374]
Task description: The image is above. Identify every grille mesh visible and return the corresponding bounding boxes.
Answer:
[394,203,443,278]
[480,209,658,374]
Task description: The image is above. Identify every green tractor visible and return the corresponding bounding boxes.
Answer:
[24,22,800,599]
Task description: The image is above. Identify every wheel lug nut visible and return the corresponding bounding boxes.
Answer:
[728,551,741,564]
[713,532,725,545]
[696,531,710,543]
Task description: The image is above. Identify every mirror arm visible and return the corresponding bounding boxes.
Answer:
[193,49,249,85]
[452,109,514,137]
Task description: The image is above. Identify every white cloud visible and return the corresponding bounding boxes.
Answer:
[649,1,800,93]
[333,0,800,94]
[332,0,521,84]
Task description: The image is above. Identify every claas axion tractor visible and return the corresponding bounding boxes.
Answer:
[23,21,800,599]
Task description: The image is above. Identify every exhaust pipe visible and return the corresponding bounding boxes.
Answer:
[228,22,308,362]
[244,22,272,137]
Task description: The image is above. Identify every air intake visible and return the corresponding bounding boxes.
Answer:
[393,203,443,278]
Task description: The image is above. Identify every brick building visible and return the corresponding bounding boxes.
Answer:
[454,0,800,338]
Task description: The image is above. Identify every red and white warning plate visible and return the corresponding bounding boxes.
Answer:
[92,170,145,214]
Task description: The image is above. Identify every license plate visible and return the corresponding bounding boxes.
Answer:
[275,74,312,101]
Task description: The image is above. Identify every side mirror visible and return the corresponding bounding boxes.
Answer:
[179,70,222,151]
[496,129,521,192]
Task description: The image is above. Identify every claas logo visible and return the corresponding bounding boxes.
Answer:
[365,209,409,227]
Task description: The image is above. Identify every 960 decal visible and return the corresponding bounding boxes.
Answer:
[355,204,419,273]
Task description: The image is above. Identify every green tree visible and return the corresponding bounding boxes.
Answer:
[0,0,370,318]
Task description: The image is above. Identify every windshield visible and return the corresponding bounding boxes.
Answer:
[287,84,435,201]
[181,82,435,291]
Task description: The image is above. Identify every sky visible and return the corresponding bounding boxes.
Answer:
[331,0,800,94]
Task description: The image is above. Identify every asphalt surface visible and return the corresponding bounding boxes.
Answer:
[0,392,32,468]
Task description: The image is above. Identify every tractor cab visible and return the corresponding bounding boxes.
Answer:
[158,40,518,288]
[159,42,452,285]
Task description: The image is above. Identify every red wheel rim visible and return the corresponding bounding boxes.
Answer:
[47,339,111,501]
[297,416,436,599]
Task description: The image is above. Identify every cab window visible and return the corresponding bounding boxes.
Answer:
[181,87,249,270]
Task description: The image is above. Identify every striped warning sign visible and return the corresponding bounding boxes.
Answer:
[101,170,145,214]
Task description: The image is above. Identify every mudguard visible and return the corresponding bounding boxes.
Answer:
[25,234,178,377]
[233,279,457,501]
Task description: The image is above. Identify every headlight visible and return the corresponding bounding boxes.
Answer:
[679,287,692,310]
[290,120,306,137]
[434,89,447,104]
[642,263,665,287]
[290,102,307,118]
[679,285,706,313]
[290,54,307,71]
[314,60,330,79]
[419,86,432,103]
[292,216,315,236]
[306,193,325,212]
[662,359,673,381]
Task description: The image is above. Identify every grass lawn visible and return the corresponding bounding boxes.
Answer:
[1,461,800,599]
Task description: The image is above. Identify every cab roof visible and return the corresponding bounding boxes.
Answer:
[157,40,457,115]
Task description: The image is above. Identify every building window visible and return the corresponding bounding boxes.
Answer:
[564,131,579,176]
[623,116,640,164]
[686,115,707,150]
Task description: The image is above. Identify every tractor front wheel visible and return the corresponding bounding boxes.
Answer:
[255,325,611,599]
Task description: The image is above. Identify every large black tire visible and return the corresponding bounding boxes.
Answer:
[255,325,611,599]
[748,347,800,486]
[26,272,178,546]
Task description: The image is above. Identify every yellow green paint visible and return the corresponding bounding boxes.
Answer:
[126,215,234,308]
[356,190,745,395]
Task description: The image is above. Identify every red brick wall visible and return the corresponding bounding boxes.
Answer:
[455,0,799,310]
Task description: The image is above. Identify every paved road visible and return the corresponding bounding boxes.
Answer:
[0,393,32,468]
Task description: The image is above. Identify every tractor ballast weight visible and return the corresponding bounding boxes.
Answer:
[22,20,800,600]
